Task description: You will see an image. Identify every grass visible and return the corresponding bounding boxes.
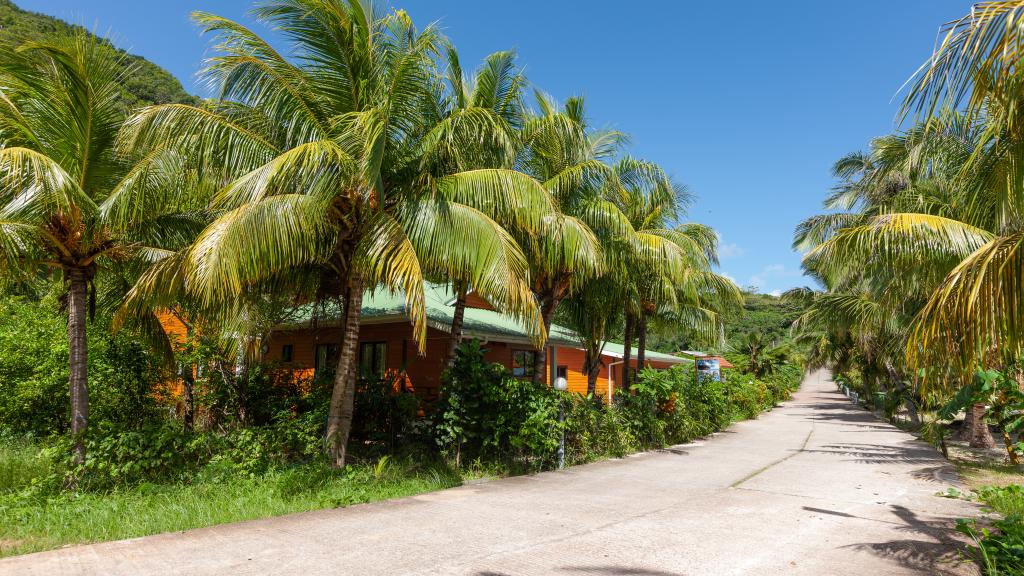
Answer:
[943,441,1024,575]
[0,449,461,558]
[0,437,48,493]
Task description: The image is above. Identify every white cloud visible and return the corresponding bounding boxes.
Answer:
[746,264,800,293]
[719,242,745,259]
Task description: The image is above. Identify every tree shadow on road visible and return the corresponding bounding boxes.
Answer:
[797,442,944,466]
[560,567,684,575]
[841,504,977,576]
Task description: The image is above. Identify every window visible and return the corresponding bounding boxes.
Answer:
[556,365,568,380]
[359,342,388,380]
[281,344,294,363]
[315,344,340,379]
[512,349,537,378]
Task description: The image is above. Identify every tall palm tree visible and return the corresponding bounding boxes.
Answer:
[0,33,199,464]
[888,2,1024,373]
[424,47,532,365]
[120,0,550,468]
[793,117,997,444]
[607,158,739,383]
[513,94,629,385]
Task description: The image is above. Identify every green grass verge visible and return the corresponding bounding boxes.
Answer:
[0,457,460,558]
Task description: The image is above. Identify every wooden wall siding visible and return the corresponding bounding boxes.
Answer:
[265,321,681,404]
[155,310,187,348]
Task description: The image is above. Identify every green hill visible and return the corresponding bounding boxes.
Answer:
[0,0,195,107]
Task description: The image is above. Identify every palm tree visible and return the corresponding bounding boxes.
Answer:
[895,2,1024,373]
[559,276,624,395]
[607,158,739,384]
[512,94,629,385]
[425,47,532,366]
[792,120,995,441]
[119,0,550,468]
[0,33,202,464]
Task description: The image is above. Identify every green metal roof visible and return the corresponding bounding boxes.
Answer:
[278,282,689,363]
[599,341,692,365]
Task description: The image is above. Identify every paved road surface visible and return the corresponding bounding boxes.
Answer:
[1,370,980,575]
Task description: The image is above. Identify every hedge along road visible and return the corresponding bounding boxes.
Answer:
[2,370,980,576]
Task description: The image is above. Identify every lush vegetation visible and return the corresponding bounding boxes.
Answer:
[0,0,806,558]
[0,337,800,556]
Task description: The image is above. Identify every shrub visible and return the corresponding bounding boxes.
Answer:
[959,484,1024,575]
[0,294,166,437]
[434,340,559,468]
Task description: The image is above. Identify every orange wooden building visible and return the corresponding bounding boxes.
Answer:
[264,283,690,402]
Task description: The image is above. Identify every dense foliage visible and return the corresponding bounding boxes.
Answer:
[957,484,1024,576]
[0,0,195,107]
[434,341,802,471]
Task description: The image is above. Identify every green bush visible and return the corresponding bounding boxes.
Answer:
[958,484,1024,575]
[0,294,166,437]
[434,340,560,468]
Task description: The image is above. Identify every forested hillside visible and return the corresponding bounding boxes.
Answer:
[722,292,803,349]
[645,291,803,354]
[0,0,194,107]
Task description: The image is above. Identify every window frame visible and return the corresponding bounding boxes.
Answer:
[358,341,388,380]
[314,343,340,379]
[511,349,538,378]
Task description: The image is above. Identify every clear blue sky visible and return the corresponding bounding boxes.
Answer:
[18,0,968,295]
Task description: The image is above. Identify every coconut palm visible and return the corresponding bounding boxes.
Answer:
[0,33,204,464]
[606,158,739,385]
[424,47,532,365]
[510,94,630,385]
[894,1,1024,373]
[118,0,552,468]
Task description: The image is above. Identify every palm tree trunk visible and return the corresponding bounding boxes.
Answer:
[327,275,364,468]
[446,284,468,368]
[67,268,89,466]
[636,314,648,378]
[965,403,995,449]
[585,349,599,395]
[181,365,195,432]
[621,313,634,391]
[532,295,559,386]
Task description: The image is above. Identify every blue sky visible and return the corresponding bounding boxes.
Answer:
[18,0,968,295]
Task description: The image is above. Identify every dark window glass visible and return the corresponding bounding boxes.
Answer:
[512,350,537,378]
[315,344,340,379]
[359,342,388,380]
[556,365,568,380]
[281,344,294,362]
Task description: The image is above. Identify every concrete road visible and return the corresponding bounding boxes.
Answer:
[2,370,981,575]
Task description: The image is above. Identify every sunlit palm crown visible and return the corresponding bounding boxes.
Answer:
[0,33,200,291]
[119,0,562,350]
[797,1,1024,379]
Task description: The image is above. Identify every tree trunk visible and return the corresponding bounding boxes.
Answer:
[181,364,195,433]
[621,313,634,391]
[326,275,364,468]
[585,349,599,396]
[1002,430,1021,465]
[965,403,996,449]
[636,314,648,378]
[445,285,468,368]
[67,269,89,466]
[532,295,559,386]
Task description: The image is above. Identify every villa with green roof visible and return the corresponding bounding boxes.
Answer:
[264,283,690,402]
